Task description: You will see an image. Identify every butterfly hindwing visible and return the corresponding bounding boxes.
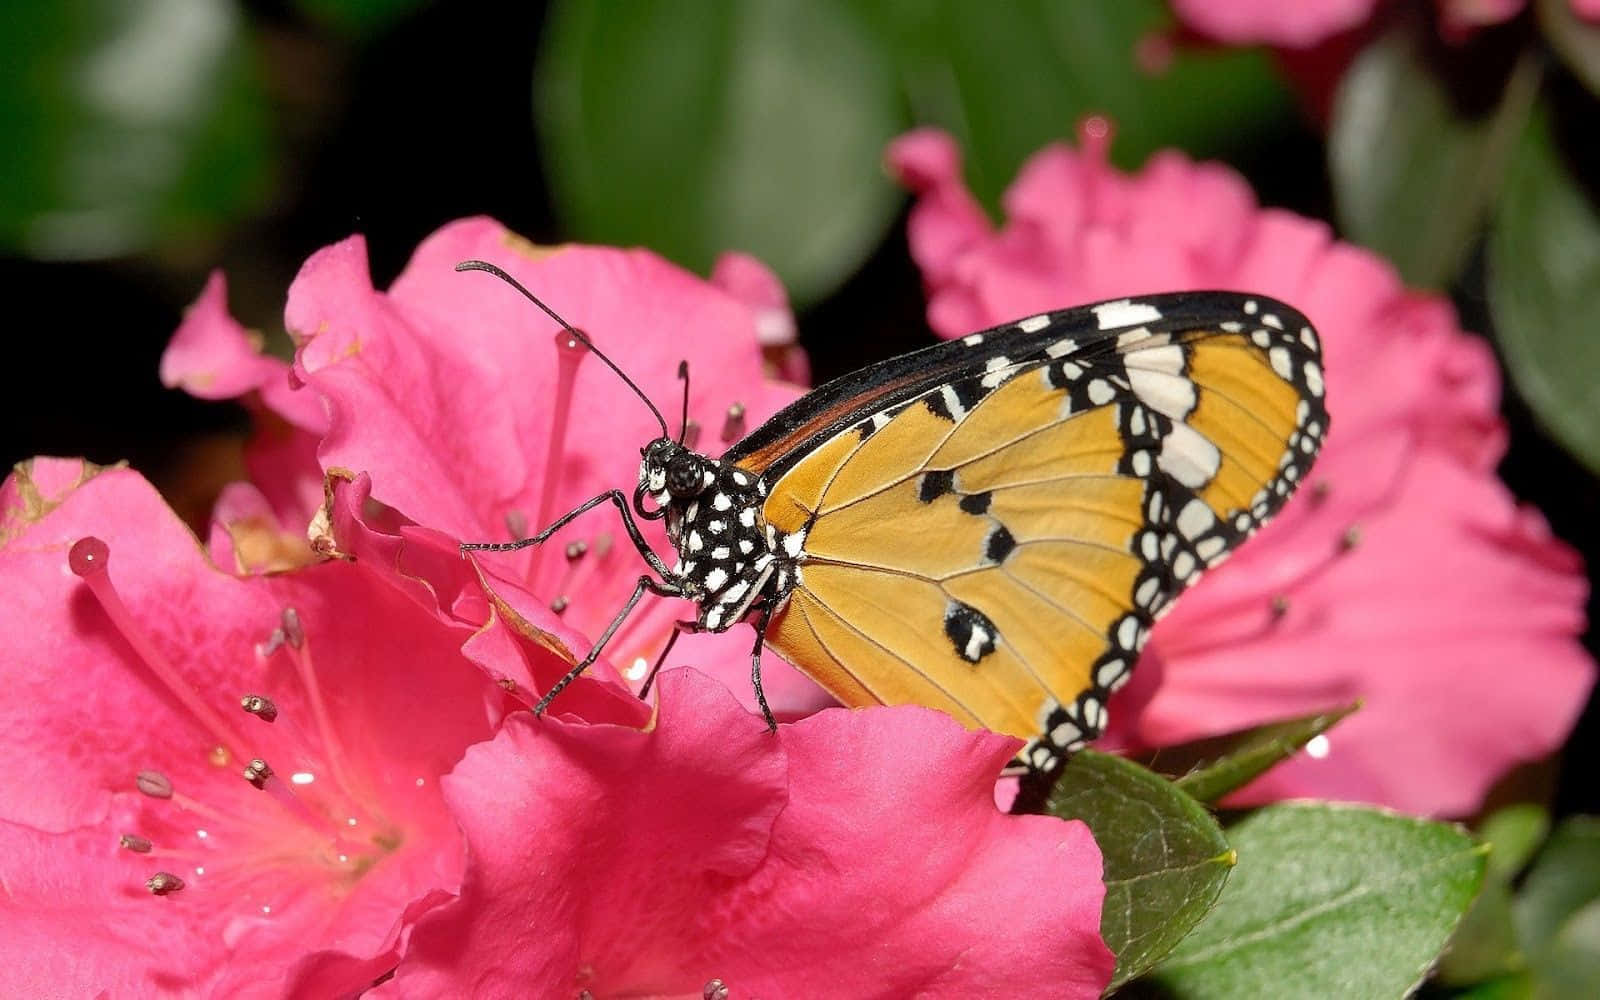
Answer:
[730,293,1327,770]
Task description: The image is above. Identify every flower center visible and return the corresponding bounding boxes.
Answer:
[70,537,405,913]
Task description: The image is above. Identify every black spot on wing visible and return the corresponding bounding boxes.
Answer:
[918,469,955,503]
[944,601,998,663]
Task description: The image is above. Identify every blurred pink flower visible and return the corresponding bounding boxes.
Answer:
[374,668,1113,999]
[1171,0,1378,48]
[164,218,831,721]
[1171,0,1600,47]
[888,126,1593,816]
[0,459,510,997]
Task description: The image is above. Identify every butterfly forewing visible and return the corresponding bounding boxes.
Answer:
[730,293,1327,770]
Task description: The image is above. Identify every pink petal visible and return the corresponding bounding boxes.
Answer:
[1171,0,1381,47]
[893,128,1595,816]
[380,669,1112,999]
[712,251,810,384]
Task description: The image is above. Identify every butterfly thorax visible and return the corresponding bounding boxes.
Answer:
[637,438,795,633]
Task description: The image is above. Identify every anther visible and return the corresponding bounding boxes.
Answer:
[1340,525,1362,551]
[68,536,110,577]
[704,980,730,1000]
[280,608,304,649]
[550,595,569,614]
[505,510,529,539]
[136,770,174,799]
[565,540,588,561]
[120,834,153,853]
[1311,480,1331,504]
[498,678,519,693]
[240,694,279,722]
[682,419,702,449]
[146,872,185,895]
[1270,595,1290,618]
[721,403,746,443]
[243,758,273,790]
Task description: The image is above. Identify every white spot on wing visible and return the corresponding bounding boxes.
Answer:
[1158,423,1222,488]
[1017,314,1052,333]
[1092,299,1164,330]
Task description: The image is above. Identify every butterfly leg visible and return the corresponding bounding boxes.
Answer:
[534,574,683,716]
[749,603,777,733]
[461,488,674,579]
[638,618,700,699]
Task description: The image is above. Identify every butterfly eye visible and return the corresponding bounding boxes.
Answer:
[665,454,708,497]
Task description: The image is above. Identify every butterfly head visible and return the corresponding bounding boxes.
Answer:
[635,437,714,518]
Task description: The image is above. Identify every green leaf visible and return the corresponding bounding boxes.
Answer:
[1038,750,1233,990]
[870,0,1295,212]
[1148,803,1487,998]
[1168,702,1360,804]
[0,0,271,260]
[1328,17,1539,288]
[1481,804,1552,883]
[1437,805,1550,985]
[1514,818,1600,963]
[1488,105,1600,474]
[294,0,429,36]
[1535,0,1600,96]
[535,0,905,306]
[1535,897,1600,999]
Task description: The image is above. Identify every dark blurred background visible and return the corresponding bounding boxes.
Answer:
[2,0,1595,818]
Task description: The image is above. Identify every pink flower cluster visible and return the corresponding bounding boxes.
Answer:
[1171,0,1600,48]
[2,220,1113,996]
[888,123,1592,816]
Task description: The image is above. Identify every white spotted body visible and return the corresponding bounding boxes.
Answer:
[638,439,796,633]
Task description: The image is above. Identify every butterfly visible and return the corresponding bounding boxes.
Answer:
[457,261,1328,772]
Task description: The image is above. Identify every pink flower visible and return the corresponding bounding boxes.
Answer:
[1172,0,1600,47]
[888,126,1594,816]
[0,458,513,996]
[373,668,1114,999]
[164,219,831,721]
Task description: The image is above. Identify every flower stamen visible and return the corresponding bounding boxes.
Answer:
[530,327,591,593]
[70,538,254,758]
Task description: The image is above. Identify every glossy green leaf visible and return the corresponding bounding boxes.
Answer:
[1329,18,1539,288]
[1039,750,1232,990]
[870,0,1295,211]
[0,0,270,259]
[1148,803,1487,998]
[535,0,904,306]
[1169,702,1359,804]
[1488,107,1600,474]
[1536,0,1600,96]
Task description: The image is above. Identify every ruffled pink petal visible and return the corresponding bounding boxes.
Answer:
[379,669,1113,999]
[1171,0,1381,48]
[162,271,328,536]
[0,461,511,993]
[894,129,1594,815]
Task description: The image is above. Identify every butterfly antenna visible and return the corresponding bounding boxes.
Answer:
[675,360,691,444]
[455,259,670,438]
